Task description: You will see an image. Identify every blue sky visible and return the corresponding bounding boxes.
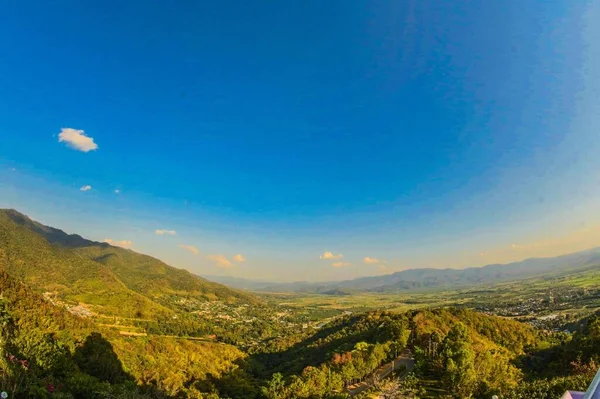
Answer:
[1,1,600,281]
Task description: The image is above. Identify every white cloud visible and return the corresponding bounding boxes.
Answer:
[104,239,133,249]
[320,251,343,260]
[363,256,382,264]
[178,244,199,255]
[10,168,16,172]
[114,189,121,194]
[58,128,98,152]
[208,254,233,268]
[332,261,351,268]
[233,254,246,262]
[80,185,92,192]
[156,229,177,236]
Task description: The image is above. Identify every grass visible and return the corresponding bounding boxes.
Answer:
[263,290,485,318]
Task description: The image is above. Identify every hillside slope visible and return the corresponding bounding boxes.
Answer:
[246,307,546,399]
[0,209,258,318]
[0,270,248,397]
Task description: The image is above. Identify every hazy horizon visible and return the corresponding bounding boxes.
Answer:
[200,243,600,283]
[4,206,600,284]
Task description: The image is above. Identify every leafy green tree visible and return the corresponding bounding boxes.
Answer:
[262,373,288,399]
[440,323,477,398]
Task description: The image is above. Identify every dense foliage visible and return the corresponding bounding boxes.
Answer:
[0,271,252,398]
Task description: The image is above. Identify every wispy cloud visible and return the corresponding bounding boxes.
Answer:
[80,185,92,192]
[332,261,351,268]
[156,229,177,236]
[233,254,246,262]
[58,128,98,152]
[320,251,343,260]
[114,189,121,194]
[363,256,383,264]
[10,168,16,172]
[104,239,133,249]
[178,244,199,255]
[208,254,233,268]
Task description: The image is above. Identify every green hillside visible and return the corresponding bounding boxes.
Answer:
[78,245,257,304]
[244,308,540,398]
[0,270,248,398]
[0,209,258,319]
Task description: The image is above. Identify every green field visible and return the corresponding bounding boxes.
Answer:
[260,265,600,332]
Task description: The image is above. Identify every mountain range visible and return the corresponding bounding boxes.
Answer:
[205,246,600,293]
[3,207,599,300]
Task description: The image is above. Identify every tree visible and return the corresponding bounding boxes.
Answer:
[341,362,357,386]
[440,323,477,398]
[262,373,288,399]
[430,331,442,359]
[354,342,370,352]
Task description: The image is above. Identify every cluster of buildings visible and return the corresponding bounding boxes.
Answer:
[42,292,93,317]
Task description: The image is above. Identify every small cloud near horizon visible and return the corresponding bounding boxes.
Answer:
[104,239,133,249]
[208,254,233,268]
[233,254,246,262]
[320,251,343,260]
[80,185,92,192]
[363,256,383,264]
[178,244,199,255]
[332,261,351,268]
[58,128,98,152]
[156,229,177,236]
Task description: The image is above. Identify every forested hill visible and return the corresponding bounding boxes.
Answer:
[252,307,590,399]
[0,209,258,318]
[0,270,250,398]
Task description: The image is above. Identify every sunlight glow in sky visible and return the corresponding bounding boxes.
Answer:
[1,1,600,281]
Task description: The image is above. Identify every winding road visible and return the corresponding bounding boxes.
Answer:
[347,349,415,396]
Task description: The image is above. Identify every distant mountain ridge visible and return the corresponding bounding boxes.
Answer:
[0,209,258,319]
[206,246,600,293]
